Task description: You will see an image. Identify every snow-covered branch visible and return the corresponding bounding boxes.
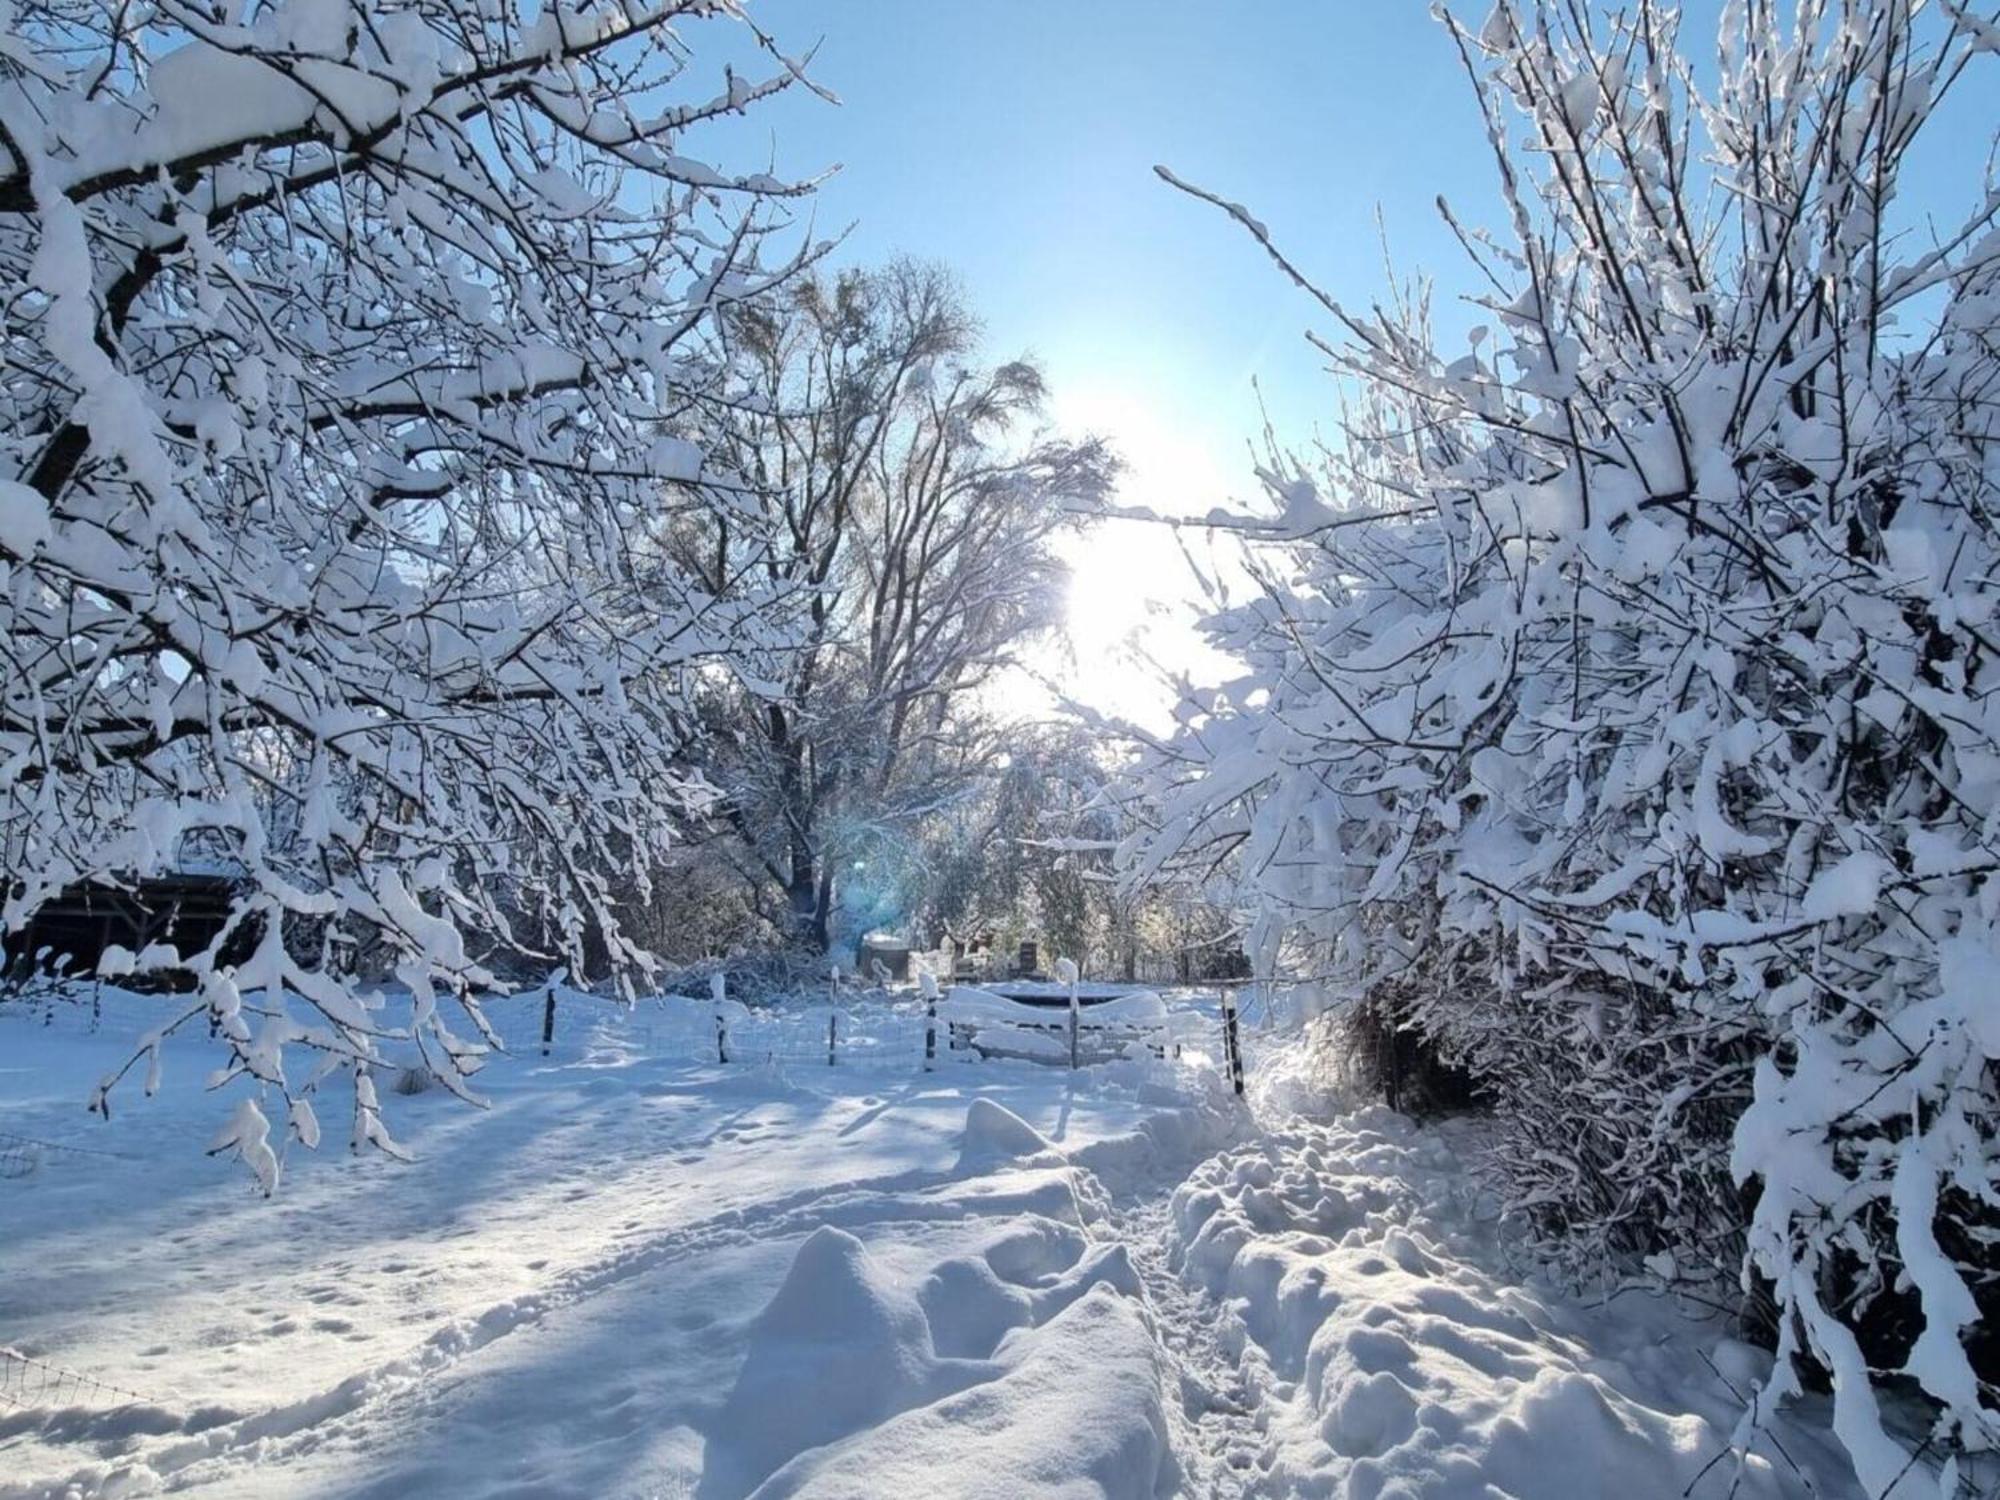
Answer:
[1129,0,2000,1484]
[2,0,824,1181]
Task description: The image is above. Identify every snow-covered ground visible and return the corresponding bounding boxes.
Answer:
[2,991,1873,1498]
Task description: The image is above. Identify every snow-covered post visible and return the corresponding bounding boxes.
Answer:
[540,968,567,1057]
[711,973,730,1066]
[1221,990,1245,1097]
[920,971,940,1071]
[1057,958,1080,1070]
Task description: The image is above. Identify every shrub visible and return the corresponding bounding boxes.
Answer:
[1131,1,2000,1481]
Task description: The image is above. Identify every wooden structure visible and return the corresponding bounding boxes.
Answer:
[3,874,252,984]
[857,936,913,981]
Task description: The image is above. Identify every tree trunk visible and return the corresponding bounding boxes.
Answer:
[785,848,834,953]
[786,860,821,951]
[812,864,835,952]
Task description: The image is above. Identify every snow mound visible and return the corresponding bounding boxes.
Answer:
[710,1226,983,1495]
[1028,1241,1144,1326]
[916,1220,1144,1362]
[1171,1112,1862,1498]
[1069,1090,1242,1188]
[920,1255,1036,1360]
[751,1283,1177,1500]
[753,1225,930,1348]
[956,1097,1055,1167]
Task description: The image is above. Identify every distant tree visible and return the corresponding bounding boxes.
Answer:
[1131,0,1999,1484]
[909,723,1246,984]
[677,261,1118,953]
[0,0,819,1177]
[917,724,1119,964]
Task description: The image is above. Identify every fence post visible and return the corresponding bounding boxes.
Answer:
[1222,990,1245,1096]
[827,1009,837,1066]
[920,971,939,1071]
[540,967,566,1057]
[1058,958,1080,1070]
[710,972,730,1065]
[1380,1020,1399,1113]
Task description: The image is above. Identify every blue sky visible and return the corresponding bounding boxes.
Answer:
[697,3,1498,490]
[682,3,1510,719]
[686,2,1994,721]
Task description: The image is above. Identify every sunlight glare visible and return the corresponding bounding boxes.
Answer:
[1001,384,1251,729]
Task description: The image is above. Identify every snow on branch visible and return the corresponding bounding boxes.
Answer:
[1128,0,2000,1487]
[2,0,827,1176]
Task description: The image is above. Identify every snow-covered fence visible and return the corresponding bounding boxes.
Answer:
[623,999,940,1072]
[495,970,1226,1078]
[934,985,1219,1078]
[600,987,1224,1081]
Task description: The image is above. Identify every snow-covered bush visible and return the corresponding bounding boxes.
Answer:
[661,949,841,1007]
[1,0,822,1173]
[1131,0,1999,1482]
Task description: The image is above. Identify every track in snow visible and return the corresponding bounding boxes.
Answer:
[1108,1188,1269,1499]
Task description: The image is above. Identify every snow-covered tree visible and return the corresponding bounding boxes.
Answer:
[675,260,1118,953]
[1,0,823,1178]
[1131,0,1999,1484]
[913,724,1118,965]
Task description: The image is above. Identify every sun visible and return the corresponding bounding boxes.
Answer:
[1033,388,1250,726]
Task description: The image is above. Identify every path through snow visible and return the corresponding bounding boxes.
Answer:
[1156,1107,1870,1498]
[1,993,1875,1498]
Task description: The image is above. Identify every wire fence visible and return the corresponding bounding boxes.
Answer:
[624,1005,944,1070]
[0,1346,155,1411]
[0,1129,128,1180]
[608,995,1239,1089]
